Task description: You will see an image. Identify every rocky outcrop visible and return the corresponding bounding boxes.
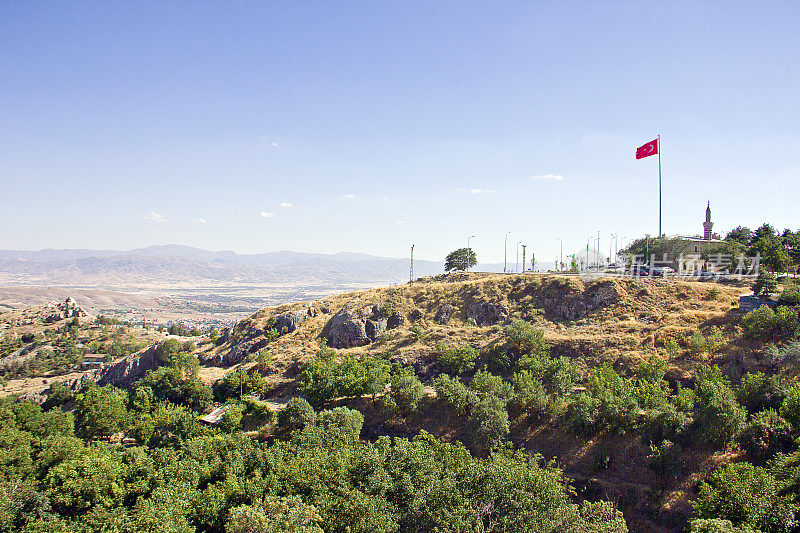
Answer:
[323,303,402,348]
[91,342,159,388]
[275,307,316,334]
[44,297,87,323]
[546,280,621,321]
[466,302,509,326]
[435,304,457,325]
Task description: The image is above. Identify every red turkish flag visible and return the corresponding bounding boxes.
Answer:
[636,138,658,159]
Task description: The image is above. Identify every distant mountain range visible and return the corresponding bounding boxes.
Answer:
[0,245,508,288]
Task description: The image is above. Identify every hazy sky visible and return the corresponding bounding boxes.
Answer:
[2,1,798,263]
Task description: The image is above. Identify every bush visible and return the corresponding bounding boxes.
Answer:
[138,367,213,411]
[737,409,794,462]
[693,365,746,444]
[511,371,550,416]
[743,305,800,340]
[689,518,759,533]
[434,374,478,415]
[648,439,684,478]
[516,352,582,397]
[736,372,787,414]
[434,342,478,375]
[779,382,800,433]
[665,338,681,359]
[221,404,244,432]
[689,331,708,356]
[777,282,800,307]
[466,395,509,454]
[643,403,693,446]
[503,319,548,355]
[385,369,425,414]
[278,398,316,432]
[316,406,364,443]
[469,370,513,402]
[299,355,391,407]
[765,340,800,365]
[692,462,796,532]
[742,306,776,340]
[578,363,639,433]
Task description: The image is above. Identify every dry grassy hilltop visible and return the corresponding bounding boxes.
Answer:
[204,273,755,387]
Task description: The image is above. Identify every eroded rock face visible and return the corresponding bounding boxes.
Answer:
[324,303,402,348]
[435,304,457,325]
[275,310,308,334]
[547,280,621,321]
[93,342,159,388]
[466,302,509,326]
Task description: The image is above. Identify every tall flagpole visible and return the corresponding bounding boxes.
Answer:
[658,134,662,237]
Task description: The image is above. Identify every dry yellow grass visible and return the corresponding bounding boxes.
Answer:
[208,273,753,392]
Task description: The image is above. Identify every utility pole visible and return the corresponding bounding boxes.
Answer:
[521,244,527,273]
[597,230,600,271]
[556,238,563,271]
[467,235,475,272]
[586,238,590,273]
[504,232,510,273]
[516,241,522,273]
[410,244,414,283]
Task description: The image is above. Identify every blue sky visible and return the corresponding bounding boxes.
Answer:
[1,1,798,263]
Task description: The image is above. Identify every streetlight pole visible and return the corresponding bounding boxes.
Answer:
[516,241,522,273]
[504,232,510,273]
[556,238,563,271]
[467,235,475,271]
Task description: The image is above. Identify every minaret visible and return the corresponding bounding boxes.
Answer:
[703,201,713,240]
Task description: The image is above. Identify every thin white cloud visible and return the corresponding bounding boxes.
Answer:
[140,212,168,223]
[279,202,293,208]
[529,174,564,181]
[469,188,483,194]
[191,218,207,224]
[393,220,405,225]
[341,193,357,200]
[269,142,279,148]
[260,211,276,218]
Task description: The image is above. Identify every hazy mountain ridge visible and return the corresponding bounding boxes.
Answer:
[0,246,503,287]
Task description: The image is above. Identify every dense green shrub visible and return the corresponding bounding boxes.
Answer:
[737,409,794,462]
[278,397,316,432]
[227,496,324,533]
[466,395,510,454]
[743,305,800,340]
[511,370,551,417]
[688,518,760,532]
[736,372,787,414]
[384,368,425,414]
[643,403,693,446]
[73,383,129,439]
[778,282,800,307]
[693,365,746,444]
[648,439,684,478]
[516,352,582,396]
[137,366,213,410]
[469,370,513,402]
[315,406,364,443]
[692,462,797,532]
[779,382,800,433]
[434,341,478,375]
[567,363,639,434]
[765,340,800,365]
[742,306,776,340]
[299,354,391,407]
[503,319,548,355]
[434,374,478,415]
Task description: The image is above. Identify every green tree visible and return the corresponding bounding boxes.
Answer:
[278,397,316,432]
[226,496,324,533]
[444,248,477,272]
[74,383,128,440]
[693,365,746,444]
[692,462,797,532]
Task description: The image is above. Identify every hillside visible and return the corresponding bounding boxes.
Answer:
[5,272,800,532]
